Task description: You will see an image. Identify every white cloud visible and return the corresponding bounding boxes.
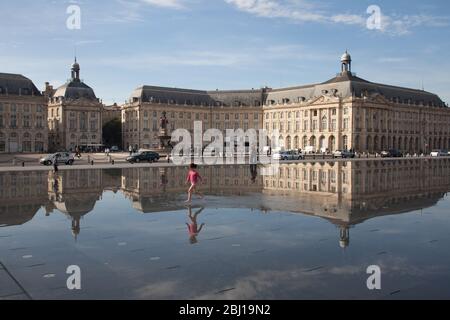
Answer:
[225,0,450,36]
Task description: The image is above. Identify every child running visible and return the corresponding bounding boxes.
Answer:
[185,163,203,203]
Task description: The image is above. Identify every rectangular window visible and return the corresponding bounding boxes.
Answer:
[10,114,17,128]
[343,118,349,130]
[331,119,337,131]
[23,115,31,128]
[80,113,87,131]
[69,119,76,130]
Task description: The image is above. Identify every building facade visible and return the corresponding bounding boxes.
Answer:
[122,52,449,154]
[122,87,264,150]
[263,52,449,154]
[0,73,48,153]
[47,59,103,152]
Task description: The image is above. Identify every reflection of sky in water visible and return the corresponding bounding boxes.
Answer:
[1,163,450,299]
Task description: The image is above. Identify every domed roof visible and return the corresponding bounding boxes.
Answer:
[53,80,97,101]
[54,194,98,217]
[72,61,80,70]
[0,73,42,96]
[52,58,98,101]
[341,51,351,62]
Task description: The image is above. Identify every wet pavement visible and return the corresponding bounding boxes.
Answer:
[1,158,450,299]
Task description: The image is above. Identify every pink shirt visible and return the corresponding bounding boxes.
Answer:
[187,224,198,235]
[187,170,201,185]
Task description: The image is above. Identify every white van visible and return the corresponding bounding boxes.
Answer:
[304,146,315,154]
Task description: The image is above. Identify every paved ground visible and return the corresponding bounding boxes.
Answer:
[0,262,31,300]
[0,152,441,172]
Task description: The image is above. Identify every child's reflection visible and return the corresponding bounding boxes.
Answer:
[186,206,205,245]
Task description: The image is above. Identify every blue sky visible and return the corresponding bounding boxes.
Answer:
[0,0,449,104]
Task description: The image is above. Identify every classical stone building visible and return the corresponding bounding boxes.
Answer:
[47,59,103,152]
[122,52,449,154]
[263,52,449,154]
[0,73,48,153]
[122,87,264,150]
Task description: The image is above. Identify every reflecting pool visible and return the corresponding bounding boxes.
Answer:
[1,159,450,299]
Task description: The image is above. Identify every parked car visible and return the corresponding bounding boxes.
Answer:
[126,151,160,163]
[40,152,75,166]
[430,150,449,157]
[333,150,355,159]
[381,149,403,158]
[110,146,120,152]
[273,150,303,161]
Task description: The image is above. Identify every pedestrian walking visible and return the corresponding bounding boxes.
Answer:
[129,145,133,156]
[53,158,59,173]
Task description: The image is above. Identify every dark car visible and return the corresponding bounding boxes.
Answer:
[381,150,403,158]
[126,151,160,163]
[333,150,355,159]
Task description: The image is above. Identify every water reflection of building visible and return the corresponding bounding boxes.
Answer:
[1,160,450,246]
[47,170,104,239]
[121,165,264,213]
[0,171,49,226]
[263,159,450,247]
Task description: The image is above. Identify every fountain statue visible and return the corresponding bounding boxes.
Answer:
[158,111,172,150]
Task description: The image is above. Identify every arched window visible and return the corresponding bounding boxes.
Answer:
[286,136,292,150]
[310,136,316,148]
[329,136,336,151]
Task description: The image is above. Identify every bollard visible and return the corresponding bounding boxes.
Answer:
[112,160,115,165]
[22,162,25,167]
[91,160,94,166]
